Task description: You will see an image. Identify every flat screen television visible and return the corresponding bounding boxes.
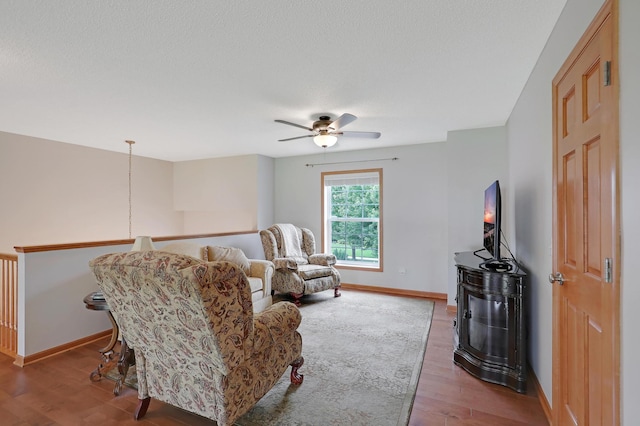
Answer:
[483,180,501,261]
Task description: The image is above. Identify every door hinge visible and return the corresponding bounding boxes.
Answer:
[604,61,612,86]
[604,258,612,283]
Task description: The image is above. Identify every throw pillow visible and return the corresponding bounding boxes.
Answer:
[159,242,207,260]
[207,246,251,275]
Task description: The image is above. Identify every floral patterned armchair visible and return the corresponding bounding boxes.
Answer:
[89,251,303,426]
[260,224,341,305]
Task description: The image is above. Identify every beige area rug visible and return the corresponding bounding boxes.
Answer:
[108,290,434,426]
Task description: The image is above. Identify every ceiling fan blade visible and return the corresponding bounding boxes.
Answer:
[335,131,381,139]
[329,113,357,130]
[278,134,315,142]
[275,119,313,132]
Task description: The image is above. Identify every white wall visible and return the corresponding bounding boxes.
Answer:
[446,126,508,305]
[619,0,640,422]
[0,131,183,253]
[18,243,133,356]
[506,0,610,411]
[173,154,275,233]
[274,143,448,294]
[256,155,275,230]
[173,155,258,233]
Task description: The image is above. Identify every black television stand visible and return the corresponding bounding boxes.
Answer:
[453,251,527,393]
[473,248,489,259]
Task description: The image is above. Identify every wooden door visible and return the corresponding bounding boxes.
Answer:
[551,1,619,425]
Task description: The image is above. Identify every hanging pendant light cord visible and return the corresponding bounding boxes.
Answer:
[125,140,135,239]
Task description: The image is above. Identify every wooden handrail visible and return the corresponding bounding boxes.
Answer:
[13,230,256,253]
[0,253,18,358]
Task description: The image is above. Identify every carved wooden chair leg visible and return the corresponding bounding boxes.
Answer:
[291,293,303,306]
[290,356,304,385]
[134,397,151,420]
[334,287,342,298]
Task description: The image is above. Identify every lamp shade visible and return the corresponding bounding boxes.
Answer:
[131,236,155,251]
[313,134,338,148]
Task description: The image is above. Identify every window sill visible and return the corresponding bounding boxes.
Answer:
[335,264,383,272]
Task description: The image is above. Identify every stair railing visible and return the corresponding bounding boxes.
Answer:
[0,253,18,358]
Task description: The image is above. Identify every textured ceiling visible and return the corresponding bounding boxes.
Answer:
[0,0,567,161]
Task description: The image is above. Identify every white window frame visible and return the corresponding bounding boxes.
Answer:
[321,168,383,271]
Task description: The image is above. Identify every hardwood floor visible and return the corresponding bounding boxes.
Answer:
[0,299,549,425]
[408,300,549,426]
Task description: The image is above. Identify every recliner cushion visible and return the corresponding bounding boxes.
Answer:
[297,264,335,280]
[246,276,264,294]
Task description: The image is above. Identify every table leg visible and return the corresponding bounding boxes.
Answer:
[89,311,119,382]
[114,338,134,395]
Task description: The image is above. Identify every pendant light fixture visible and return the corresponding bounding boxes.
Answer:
[126,140,156,251]
[125,140,135,239]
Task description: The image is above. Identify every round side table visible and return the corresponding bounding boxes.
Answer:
[83,292,134,395]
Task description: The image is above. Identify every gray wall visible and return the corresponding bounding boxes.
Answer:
[507,0,639,422]
[446,127,508,304]
[274,144,448,294]
[274,134,506,297]
[619,0,640,422]
[506,0,606,404]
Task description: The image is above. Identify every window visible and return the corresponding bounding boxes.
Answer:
[321,169,382,271]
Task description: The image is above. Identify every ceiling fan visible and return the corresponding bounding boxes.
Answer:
[275,113,381,148]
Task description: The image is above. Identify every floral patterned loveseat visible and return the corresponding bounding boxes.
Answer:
[89,251,304,426]
[158,241,275,313]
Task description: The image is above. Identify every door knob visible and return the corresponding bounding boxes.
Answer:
[548,272,565,285]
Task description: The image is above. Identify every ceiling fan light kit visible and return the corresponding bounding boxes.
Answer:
[313,134,338,148]
[275,113,380,148]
